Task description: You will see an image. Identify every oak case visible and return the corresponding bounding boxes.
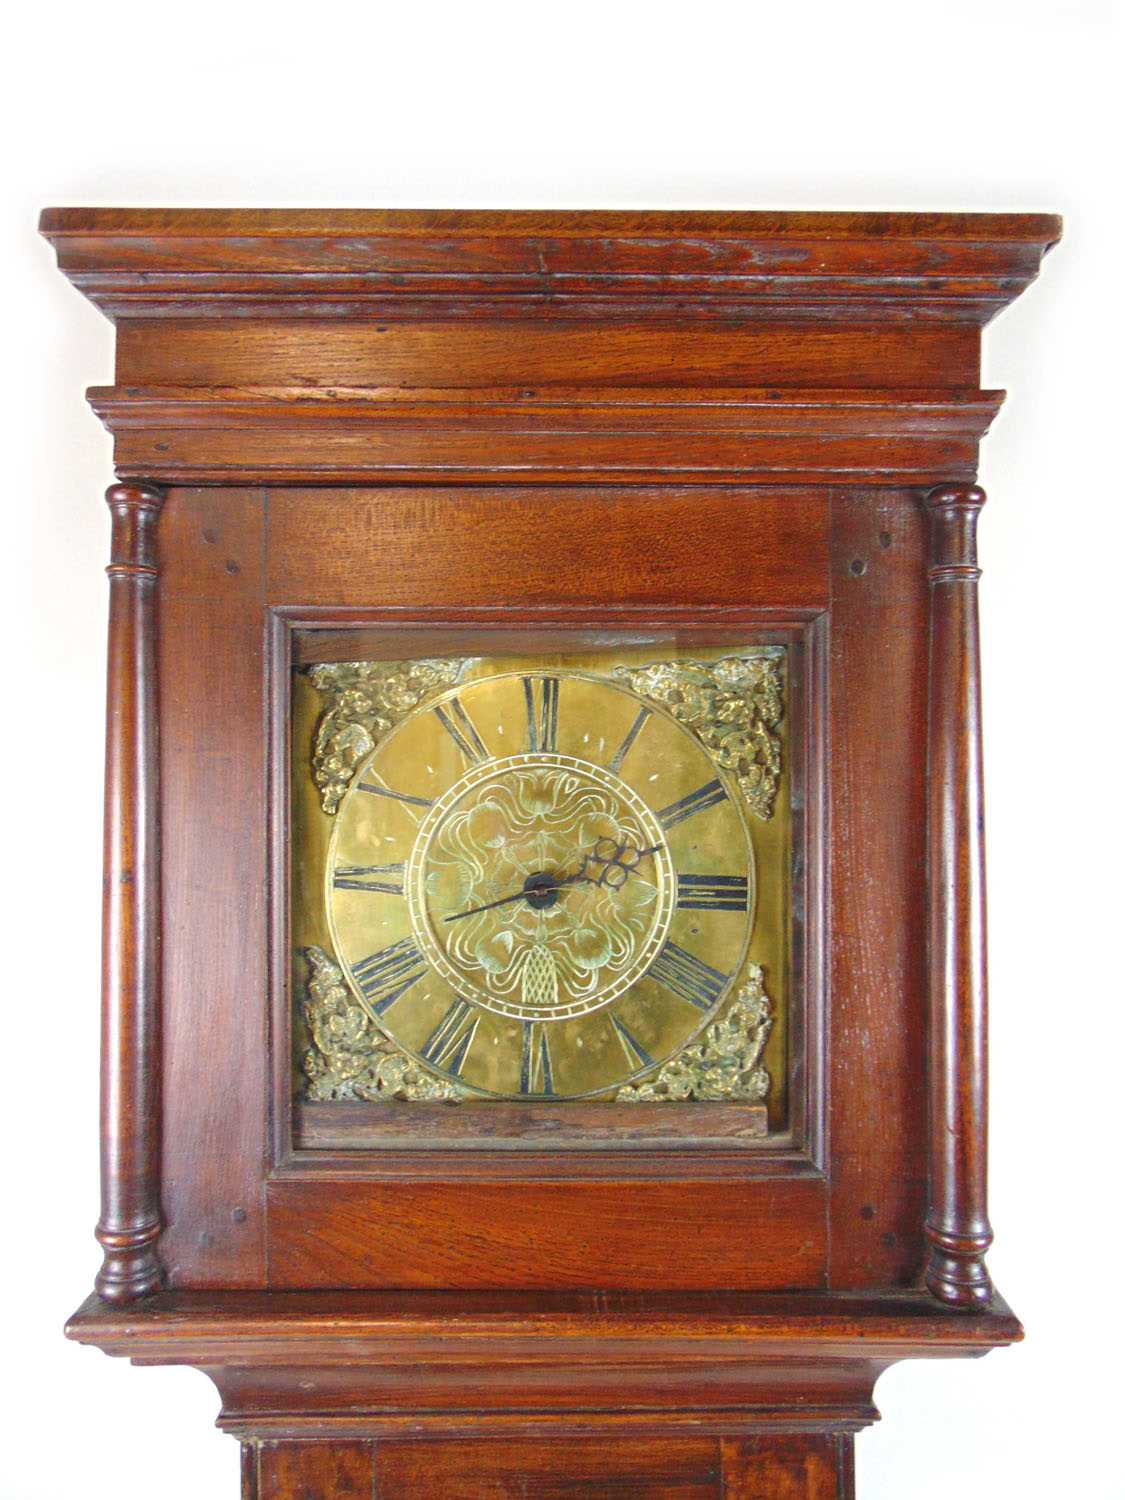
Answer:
[43,210,1059,1499]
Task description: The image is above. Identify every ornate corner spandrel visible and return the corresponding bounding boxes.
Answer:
[615,966,772,1103]
[301,947,467,1103]
[307,659,471,813]
[614,653,785,820]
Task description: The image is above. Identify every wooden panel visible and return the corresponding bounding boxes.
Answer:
[265,1177,827,1290]
[255,1441,372,1500]
[116,320,980,391]
[295,1098,767,1149]
[376,1438,721,1500]
[265,487,830,610]
[722,1436,852,1500]
[159,489,269,1287]
[826,490,929,1287]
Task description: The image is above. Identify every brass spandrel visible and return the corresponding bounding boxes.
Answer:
[309,657,471,814]
[614,654,784,821]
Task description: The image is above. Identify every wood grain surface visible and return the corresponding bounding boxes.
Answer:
[265,1177,827,1291]
[45,208,1056,1495]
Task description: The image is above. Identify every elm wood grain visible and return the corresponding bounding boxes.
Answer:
[264,487,830,612]
[826,490,929,1290]
[105,432,985,490]
[39,208,1061,325]
[924,485,993,1308]
[37,207,1063,234]
[65,1287,1024,1358]
[94,385,1007,424]
[64,1289,1019,1447]
[240,1443,257,1500]
[722,1435,852,1500]
[157,489,268,1288]
[97,482,166,1302]
[38,207,1062,234]
[88,386,1004,488]
[264,1177,828,1291]
[112,320,983,394]
[374,1437,721,1500]
[295,1099,768,1149]
[288,618,804,668]
[209,1358,878,1435]
[789,611,828,1173]
[254,1441,371,1500]
[243,1436,850,1500]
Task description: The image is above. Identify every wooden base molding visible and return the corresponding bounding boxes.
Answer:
[68,1288,1020,1489]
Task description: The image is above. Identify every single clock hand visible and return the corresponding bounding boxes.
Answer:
[442,870,586,923]
[443,841,663,923]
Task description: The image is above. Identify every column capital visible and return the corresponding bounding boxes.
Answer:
[926,483,986,585]
[925,482,987,512]
[105,479,166,512]
[105,481,165,582]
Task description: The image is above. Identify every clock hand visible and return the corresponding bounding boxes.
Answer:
[443,842,664,923]
[579,841,664,889]
[443,868,589,924]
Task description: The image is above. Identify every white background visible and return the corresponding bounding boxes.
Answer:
[6,2,1123,1495]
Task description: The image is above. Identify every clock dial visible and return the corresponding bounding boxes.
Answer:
[325,669,756,1099]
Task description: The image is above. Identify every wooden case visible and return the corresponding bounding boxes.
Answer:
[42,209,1060,1499]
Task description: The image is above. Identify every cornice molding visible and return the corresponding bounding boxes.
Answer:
[41,209,1061,326]
[90,384,1005,486]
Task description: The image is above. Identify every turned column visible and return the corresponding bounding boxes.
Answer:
[96,481,166,1302]
[923,483,994,1308]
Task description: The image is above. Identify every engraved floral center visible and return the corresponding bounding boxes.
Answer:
[407,754,676,1021]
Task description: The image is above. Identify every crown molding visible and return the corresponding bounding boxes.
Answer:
[41,209,1061,326]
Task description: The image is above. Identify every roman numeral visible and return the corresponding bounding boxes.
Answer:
[523,676,559,753]
[520,1022,555,1096]
[351,938,428,1014]
[648,941,730,1011]
[333,862,405,895]
[433,695,489,765]
[420,998,479,1077]
[611,1014,654,1071]
[676,873,749,912]
[607,706,651,775]
[656,778,727,830]
[358,781,433,810]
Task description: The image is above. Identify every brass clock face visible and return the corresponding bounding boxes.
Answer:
[324,669,756,1099]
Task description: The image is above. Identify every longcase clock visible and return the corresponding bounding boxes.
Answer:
[42,207,1060,1499]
